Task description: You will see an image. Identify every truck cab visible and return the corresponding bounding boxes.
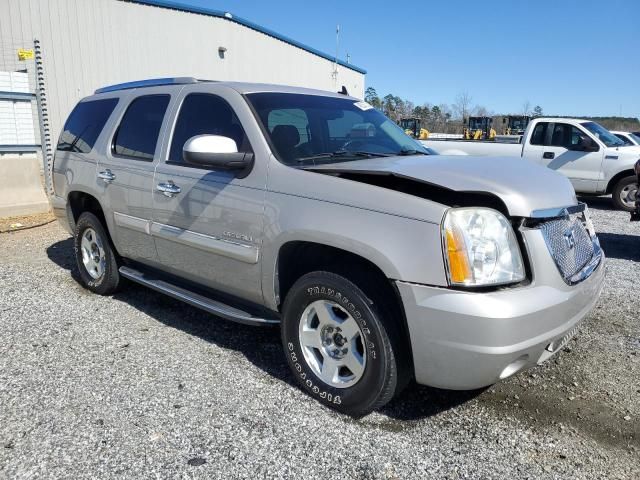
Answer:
[521,118,640,210]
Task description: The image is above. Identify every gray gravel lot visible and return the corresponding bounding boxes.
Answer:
[1,196,638,479]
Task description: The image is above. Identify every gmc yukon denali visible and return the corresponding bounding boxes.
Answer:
[49,78,605,415]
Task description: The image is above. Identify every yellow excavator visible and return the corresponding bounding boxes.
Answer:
[399,118,430,139]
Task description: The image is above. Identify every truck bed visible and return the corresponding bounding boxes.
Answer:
[421,139,523,157]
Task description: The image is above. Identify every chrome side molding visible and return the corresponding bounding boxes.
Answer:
[119,266,279,327]
[150,222,259,264]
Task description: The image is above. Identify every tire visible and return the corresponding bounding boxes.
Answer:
[73,212,121,295]
[281,271,402,416]
[611,175,639,212]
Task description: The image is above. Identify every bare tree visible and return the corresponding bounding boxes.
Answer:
[521,100,531,116]
[453,92,473,121]
[475,105,490,117]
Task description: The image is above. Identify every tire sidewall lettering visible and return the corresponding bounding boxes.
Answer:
[284,282,380,406]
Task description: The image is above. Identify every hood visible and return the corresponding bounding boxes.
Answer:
[611,145,640,155]
[307,155,577,218]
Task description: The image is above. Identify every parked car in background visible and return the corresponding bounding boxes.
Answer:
[611,131,640,146]
[49,79,605,415]
[423,118,640,211]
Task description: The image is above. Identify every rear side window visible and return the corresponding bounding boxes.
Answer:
[57,98,118,153]
[113,95,170,161]
[530,122,547,145]
[168,93,250,163]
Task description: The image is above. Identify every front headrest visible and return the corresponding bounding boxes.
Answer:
[271,125,300,149]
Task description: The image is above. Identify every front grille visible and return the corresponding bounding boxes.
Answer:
[539,216,596,284]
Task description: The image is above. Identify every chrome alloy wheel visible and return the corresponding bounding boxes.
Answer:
[298,300,367,389]
[80,227,106,280]
[620,182,639,209]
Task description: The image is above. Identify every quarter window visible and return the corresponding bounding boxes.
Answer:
[169,93,250,163]
[113,95,170,160]
[57,98,118,153]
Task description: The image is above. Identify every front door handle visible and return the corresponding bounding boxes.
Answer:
[97,169,116,183]
[156,181,181,197]
[543,151,555,159]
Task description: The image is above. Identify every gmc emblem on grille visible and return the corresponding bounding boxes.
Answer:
[563,229,576,250]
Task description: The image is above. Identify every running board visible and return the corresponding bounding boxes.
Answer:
[119,266,279,327]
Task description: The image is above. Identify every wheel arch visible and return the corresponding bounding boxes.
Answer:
[67,190,111,240]
[273,240,414,377]
[606,169,636,194]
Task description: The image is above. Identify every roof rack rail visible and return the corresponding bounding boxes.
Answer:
[94,77,199,94]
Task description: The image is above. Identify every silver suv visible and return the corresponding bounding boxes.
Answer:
[50,78,605,415]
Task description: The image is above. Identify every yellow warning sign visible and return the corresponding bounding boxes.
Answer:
[17,49,34,61]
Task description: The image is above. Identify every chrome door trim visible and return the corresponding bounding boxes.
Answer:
[150,222,259,264]
[113,212,151,234]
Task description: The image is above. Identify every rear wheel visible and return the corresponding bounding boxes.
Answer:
[611,175,638,211]
[73,212,121,295]
[281,271,402,416]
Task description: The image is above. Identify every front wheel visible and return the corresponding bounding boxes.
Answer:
[281,271,401,416]
[611,175,638,212]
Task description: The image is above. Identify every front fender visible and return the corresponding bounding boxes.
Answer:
[260,191,448,310]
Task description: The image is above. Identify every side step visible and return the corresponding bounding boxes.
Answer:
[119,266,279,327]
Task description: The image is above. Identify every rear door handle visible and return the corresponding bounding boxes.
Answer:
[543,152,555,159]
[97,169,116,183]
[156,181,181,197]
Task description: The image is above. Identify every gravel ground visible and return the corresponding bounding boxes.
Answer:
[0,197,638,479]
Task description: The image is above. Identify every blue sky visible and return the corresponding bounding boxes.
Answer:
[176,0,639,117]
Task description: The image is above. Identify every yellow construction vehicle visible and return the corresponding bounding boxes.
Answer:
[501,115,531,136]
[399,118,430,139]
[464,116,496,140]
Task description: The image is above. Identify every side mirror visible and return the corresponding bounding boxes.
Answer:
[183,135,253,173]
[569,136,599,152]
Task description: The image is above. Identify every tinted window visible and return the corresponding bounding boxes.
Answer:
[549,123,587,148]
[614,133,633,146]
[113,95,169,160]
[57,98,118,153]
[530,122,547,145]
[169,93,250,163]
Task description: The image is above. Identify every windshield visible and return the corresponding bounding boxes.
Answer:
[629,133,640,145]
[246,93,430,165]
[581,122,625,147]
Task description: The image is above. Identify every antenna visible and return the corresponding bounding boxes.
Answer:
[332,24,340,88]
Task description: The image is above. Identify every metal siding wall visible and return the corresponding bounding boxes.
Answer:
[1,0,365,142]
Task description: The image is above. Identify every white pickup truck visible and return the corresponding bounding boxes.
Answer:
[423,118,640,211]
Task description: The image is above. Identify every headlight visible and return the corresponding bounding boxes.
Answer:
[442,207,525,287]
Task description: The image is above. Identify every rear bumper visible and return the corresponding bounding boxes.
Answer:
[397,252,605,390]
[49,194,73,234]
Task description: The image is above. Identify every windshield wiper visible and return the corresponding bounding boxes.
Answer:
[398,146,429,156]
[296,150,392,164]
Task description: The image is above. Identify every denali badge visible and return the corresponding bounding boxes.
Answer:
[563,229,576,250]
[223,231,253,243]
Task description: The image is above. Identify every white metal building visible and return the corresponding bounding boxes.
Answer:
[0,0,366,152]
